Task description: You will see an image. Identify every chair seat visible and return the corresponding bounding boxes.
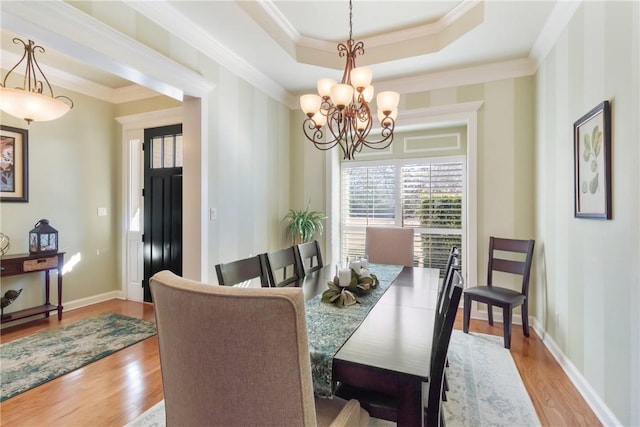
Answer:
[314,396,369,427]
[464,286,526,306]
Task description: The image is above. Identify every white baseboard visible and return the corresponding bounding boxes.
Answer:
[529,318,623,427]
[62,290,125,311]
[0,291,124,330]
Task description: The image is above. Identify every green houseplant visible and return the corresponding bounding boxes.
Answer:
[283,201,327,244]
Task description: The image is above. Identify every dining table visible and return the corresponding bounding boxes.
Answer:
[299,263,440,427]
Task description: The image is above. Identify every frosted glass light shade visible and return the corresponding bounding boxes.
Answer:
[317,78,337,98]
[377,91,400,113]
[350,67,372,90]
[0,87,71,122]
[300,94,322,116]
[356,114,370,131]
[362,86,374,103]
[311,111,327,127]
[378,109,397,127]
[330,84,354,108]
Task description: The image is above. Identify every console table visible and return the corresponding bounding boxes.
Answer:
[0,252,65,324]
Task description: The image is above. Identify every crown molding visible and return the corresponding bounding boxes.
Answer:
[245,0,483,68]
[529,0,582,71]
[124,0,290,106]
[1,1,214,100]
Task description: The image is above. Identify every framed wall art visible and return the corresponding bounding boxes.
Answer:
[0,125,29,202]
[573,100,611,219]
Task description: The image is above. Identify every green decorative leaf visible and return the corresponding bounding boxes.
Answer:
[592,126,602,157]
[581,180,588,193]
[589,173,599,194]
[590,160,597,172]
[583,133,591,161]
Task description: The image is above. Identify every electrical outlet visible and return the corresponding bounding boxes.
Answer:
[97,207,107,217]
[209,208,217,221]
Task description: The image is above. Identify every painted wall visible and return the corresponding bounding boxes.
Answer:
[0,87,120,312]
[534,1,639,425]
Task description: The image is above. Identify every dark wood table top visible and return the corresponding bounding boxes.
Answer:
[300,264,440,378]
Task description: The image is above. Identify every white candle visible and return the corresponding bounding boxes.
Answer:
[349,261,361,271]
[360,257,368,269]
[338,269,352,287]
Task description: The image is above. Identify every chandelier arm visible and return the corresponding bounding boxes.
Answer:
[1,39,29,88]
[29,43,57,98]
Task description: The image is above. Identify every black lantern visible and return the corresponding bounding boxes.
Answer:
[29,219,58,254]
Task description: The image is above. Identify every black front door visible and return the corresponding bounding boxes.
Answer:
[142,124,183,302]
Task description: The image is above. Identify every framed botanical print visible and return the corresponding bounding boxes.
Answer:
[1,125,29,202]
[574,101,611,219]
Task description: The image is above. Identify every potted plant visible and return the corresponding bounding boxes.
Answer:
[283,201,327,244]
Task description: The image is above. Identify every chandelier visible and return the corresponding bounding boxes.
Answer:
[300,0,399,161]
[0,38,74,124]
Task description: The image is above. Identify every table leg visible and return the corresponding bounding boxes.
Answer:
[45,270,51,318]
[396,379,423,427]
[57,267,63,320]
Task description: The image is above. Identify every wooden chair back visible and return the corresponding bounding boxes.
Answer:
[426,272,463,427]
[295,240,324,277]
[265,246,303,287]
[487,237,535,295]
[214,255,269,287]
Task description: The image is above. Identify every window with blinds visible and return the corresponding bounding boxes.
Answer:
[341,158,464,276]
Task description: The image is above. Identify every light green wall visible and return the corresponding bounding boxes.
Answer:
[0,87,120,310]
[536,1,639,425]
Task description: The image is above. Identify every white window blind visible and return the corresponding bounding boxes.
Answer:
[341,158,464,276]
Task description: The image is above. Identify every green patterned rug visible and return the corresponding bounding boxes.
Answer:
[0,312,156,402]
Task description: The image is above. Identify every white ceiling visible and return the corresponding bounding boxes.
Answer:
[1,0,564,104]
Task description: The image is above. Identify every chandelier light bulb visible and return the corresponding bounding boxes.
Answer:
[362,85,374,103]
[317,78,337,99]
[330,84,354,109]
[350,67,372,90]
[300,94,322,117]
[312,111,327,128]
[356,114,370,131]
[377,91,400,113]
[378,109,398,127]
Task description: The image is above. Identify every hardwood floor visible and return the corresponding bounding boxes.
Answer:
[0,300,601,426]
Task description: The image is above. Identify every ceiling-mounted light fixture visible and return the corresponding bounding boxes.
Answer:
[300,0,400,161]
[0,38,74,124]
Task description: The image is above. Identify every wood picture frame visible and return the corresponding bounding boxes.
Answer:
[1,125,29,203]
[573,100,611,219]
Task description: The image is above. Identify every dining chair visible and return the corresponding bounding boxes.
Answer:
[463,236,535,349]
[334,271,463,427]
[150,270,369,427]
[364,227,414,267]
[214,254,269,287]
[295,240,324,277]
[265,246,303,287]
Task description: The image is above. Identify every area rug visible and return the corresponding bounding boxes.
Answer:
[125,331,540,427]
[1,312,156,402]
